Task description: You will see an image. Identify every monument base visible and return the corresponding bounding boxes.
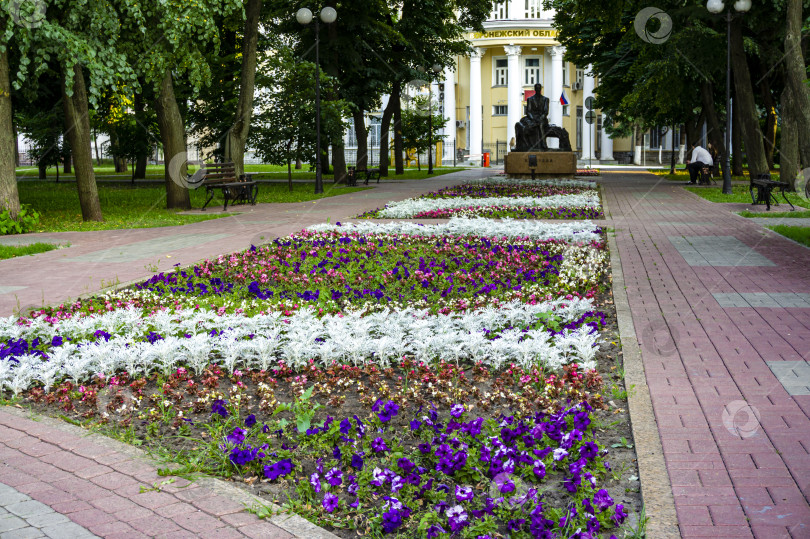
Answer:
[504,152,577,178]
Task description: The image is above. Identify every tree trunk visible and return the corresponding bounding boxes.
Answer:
[0,34,20,220]
[135,155,147,180]
[379,83,399,177]
[226,0,261,178]
[685,110,704,151]
[61,64,103,221]
[731,95,744,176]
[320,147,330,175]
[756,67,777,170]
[38,162,47,179]
[63,154,71,174]
[729,18,769,177]
[154,71,191,210]
[785,0,810,167]
[353,109,369,171]
[332,142,347,184]
[93,128,101,165]
[699,81,726,163]
[394,86,404,174]
[132,91,147,180]
[780,86,799,189]
[670,125,677,174]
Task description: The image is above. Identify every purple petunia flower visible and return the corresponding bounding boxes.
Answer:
[390,475,404,493]
[579,441,599,460]
[382,508,403,533]
[455,485,474,502]
[426,524,446,539]
[263,458,293,481]
[340,418,352,435]
[371,437,389,452]
[410,419,422,431]
[211,399,229,418]
[533,460,546,479]
[397,458,415,474]
[322,492,339,513]
[553,448,569,461]
[446,505,469,532]
[612,503,628,524]
[226,428,246,445]
[351,453,364,470]
[593,488,614,511]
[325,467,343,487]
[244,414,256,428]
[309,472,321,493]
[450,404,465,418]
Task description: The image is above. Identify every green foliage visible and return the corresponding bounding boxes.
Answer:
[0,242,58,259]
[767,225,810,247]
[400,94,447,158]
[275,386,324,434]
[0,204,40,235]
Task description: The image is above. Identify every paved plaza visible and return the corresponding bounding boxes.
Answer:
[1,169,809,537]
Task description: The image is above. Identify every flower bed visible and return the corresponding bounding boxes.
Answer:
[358,180,603,220]
[2,202,639,538]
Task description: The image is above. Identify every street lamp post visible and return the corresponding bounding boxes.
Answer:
[297,6,337,194]
[706,0,751,195]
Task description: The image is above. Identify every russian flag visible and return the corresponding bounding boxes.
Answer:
[560,90,569,106]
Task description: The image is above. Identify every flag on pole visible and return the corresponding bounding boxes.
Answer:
[560,90,569,106]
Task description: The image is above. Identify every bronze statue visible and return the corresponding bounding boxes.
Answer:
[514,84,572,152]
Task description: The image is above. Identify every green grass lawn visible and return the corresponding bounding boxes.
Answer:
[18,182,369,233]
[767,225,810,247]
[683,184,810,209]
[653,169,752,182]
[0,242,60,260]
[16,164,466,182]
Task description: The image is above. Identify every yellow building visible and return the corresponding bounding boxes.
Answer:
[440,2,633,165]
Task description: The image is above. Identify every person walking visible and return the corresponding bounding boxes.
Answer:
[685,143,713,184]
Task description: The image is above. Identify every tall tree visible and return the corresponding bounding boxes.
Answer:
[225,0,262,178]
[784,0,810,168]
[0,15,18,219]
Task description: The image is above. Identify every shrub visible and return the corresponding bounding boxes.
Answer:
[0,205,40,235]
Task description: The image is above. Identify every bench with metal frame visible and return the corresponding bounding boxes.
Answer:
[346,166,381,186]
[750,173,794,212]
[188,162,258,211]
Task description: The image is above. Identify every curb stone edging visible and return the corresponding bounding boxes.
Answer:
[600,182,681,539]
[0,405,340,539]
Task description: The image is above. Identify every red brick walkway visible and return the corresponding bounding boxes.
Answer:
[602,172,810,538]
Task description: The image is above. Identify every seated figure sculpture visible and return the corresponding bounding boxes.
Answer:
[514,83,572,152]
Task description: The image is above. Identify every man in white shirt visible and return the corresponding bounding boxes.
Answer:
[685,143,714,184]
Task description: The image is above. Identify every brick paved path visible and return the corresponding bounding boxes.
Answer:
[602,173,810,538]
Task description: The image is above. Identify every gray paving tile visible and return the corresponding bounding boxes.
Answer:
[0,287,26,296]
[668,235,775,266]
[0,484,97,539]
[0,516,26,533]
[0,237,66,247]
[5,502,51,520]
[1,526,45,538]
[713,293,810,308]
[656,222,714,227]
[767,361,810,396]
[41,522,97,539]
[64,233,233,263]
[23,514,69,529]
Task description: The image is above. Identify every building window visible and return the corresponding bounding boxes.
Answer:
[650,126,668,149]
[346,118,358,147]
[563,104,570,116]
[369,116,381,147]
[491,1,508,19]
[493,58,508,86]
[562,62,570,87]
[576,106,583,150]
[525,0,542,18]
[493,105,508,116]
[524,57,541,86]
[575,67,584,87]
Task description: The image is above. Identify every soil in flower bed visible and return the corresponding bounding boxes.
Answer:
[16,282,642,539]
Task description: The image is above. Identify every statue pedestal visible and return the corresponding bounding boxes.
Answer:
[504,152,577,178]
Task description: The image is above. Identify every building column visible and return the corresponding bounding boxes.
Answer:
[600,113,614,161]
[548,45,565,150]
[581,65,597,160]
[505,45,522,148]
[442,64,456,163]
[469,47,483,161]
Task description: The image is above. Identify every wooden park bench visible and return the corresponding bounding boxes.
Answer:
[187,162,258,211]
[346,166,381,186]
[750,173,794,212]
